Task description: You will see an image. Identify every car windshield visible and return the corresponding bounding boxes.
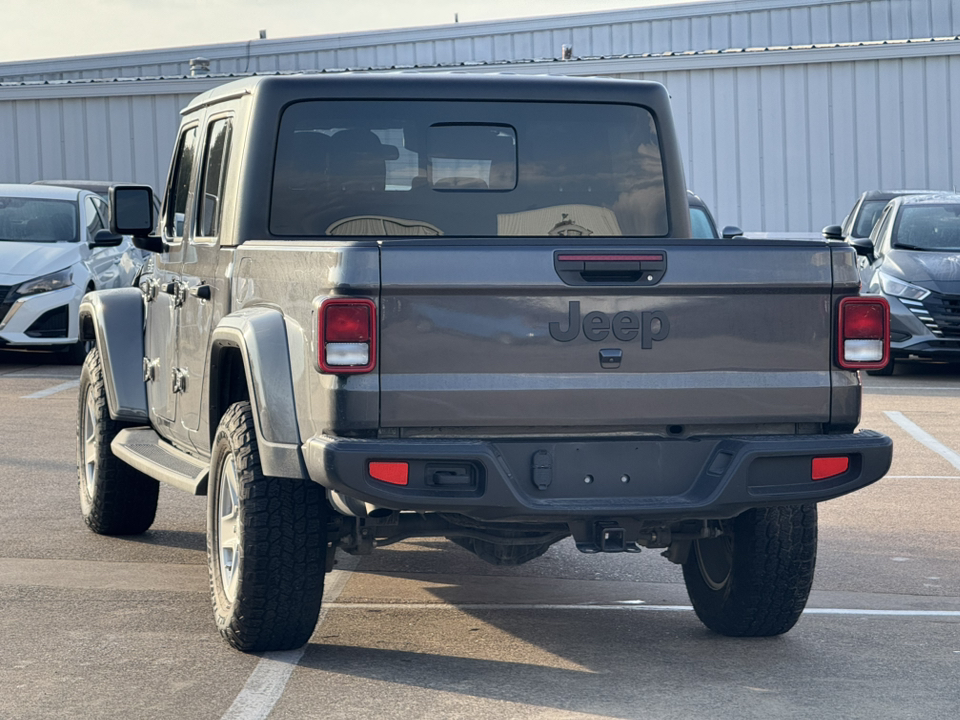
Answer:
[689,206,718,238]
[894,204,960,251]
[0,198,78,243]
[271,99,668,238]
[852,200,890,238]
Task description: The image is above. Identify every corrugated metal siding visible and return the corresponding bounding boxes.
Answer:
[1,0,958,82]
[613,52,960,231]
[0,92,194,189]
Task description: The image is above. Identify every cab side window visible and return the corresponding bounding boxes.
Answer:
[164,126,199,240]
[197,118,233,238]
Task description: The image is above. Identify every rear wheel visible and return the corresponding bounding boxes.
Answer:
[207,401,327,652]
[77,348,159,534]
[682,505,817,637]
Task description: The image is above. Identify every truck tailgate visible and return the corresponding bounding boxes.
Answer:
[379,242,837,430]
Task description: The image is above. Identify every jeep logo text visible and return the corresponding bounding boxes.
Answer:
[549,301,670,347]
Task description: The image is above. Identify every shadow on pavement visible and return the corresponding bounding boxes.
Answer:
[0,349,72,366]
[118,529,206,553]
[295,616,843,719]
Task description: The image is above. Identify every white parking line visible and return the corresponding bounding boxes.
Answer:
[885,410,960,472]
[21,379,80,399]
[866,386,960,391]
[219,556,358,720]
[885,475,960,479]
[1,366,80,379]
[316,602,960,617]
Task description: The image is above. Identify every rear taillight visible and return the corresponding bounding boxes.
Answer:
[837,296,889,369]
[319,298,376,373]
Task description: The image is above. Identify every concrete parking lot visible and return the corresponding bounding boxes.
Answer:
[1,351,958,720]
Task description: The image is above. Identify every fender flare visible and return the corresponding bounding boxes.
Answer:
[210,308,306,479]
[78,289,148,422]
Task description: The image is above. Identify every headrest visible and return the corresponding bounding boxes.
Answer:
[331,129,400,161]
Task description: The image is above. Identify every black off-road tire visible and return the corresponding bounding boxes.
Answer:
[77,348,159,534]
[682,504,817,637]
[207,401,327,652]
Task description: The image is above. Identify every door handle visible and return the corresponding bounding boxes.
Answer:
[161,281,186,306]
[140,278,158,301]
[554,252,667,286]
[189,284,212,301]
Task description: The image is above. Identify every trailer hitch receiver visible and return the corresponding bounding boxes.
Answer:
[574,522,642,554]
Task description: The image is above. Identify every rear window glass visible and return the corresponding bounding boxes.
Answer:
[271,100,667,238]
[0,198,77,243]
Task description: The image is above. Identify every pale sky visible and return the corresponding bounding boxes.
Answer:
[2,0,704,64]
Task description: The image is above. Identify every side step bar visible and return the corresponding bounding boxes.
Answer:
[111,427,209,495]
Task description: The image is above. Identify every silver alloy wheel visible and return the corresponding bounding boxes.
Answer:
[217,455,242,604]
[695,533,734,591]
[81,386,98,501]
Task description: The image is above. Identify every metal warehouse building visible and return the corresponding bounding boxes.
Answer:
[1,0,959,232]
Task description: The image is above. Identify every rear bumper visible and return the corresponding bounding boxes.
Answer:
[303,430,893,522]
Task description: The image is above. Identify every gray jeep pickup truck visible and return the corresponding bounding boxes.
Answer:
[76,73,893,652]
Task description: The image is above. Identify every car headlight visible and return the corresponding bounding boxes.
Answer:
[15,268,74,296]
[878,271,930,301]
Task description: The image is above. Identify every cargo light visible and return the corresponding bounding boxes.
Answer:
[812,456,849,481]
[319,298,376,374]
[369,461,408,485]
[837,297,889,370]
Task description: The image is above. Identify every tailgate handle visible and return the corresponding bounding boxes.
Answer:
[555,253,667,286]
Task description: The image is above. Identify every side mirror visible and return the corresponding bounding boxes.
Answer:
[132,235,166,254]
[109,185,155,237]
[822,224,844,240]
[849,237,875,258]
[721,225,743,239]
[90,228,123,248]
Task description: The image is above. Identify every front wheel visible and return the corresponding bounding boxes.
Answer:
[682,505,817,637]
[207,401,328,652]
[77,348,159,534]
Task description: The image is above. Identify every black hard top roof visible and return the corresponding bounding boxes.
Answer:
[185,72,672,114]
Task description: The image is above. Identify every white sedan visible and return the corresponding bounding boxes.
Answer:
[0,184,143,363]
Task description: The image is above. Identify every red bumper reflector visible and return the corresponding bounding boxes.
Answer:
[812,457,850,481]
[369,462,409,486]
